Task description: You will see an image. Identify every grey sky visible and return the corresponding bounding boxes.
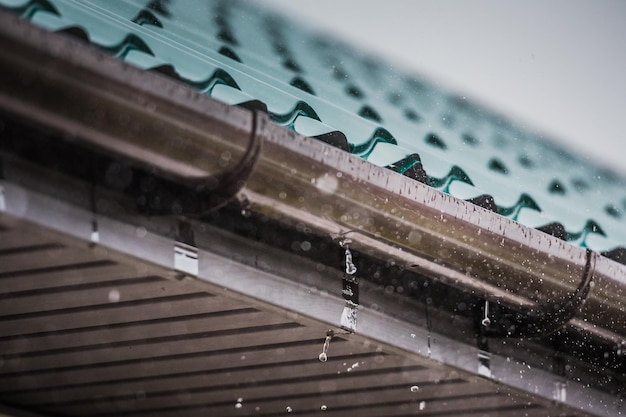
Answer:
[260,1,626,177]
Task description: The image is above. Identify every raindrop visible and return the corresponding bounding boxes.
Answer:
[481,300,491,327]
[410,385,419,392]
[344,245,357,275]
[419,401,426,410]
[316,174,338,194]
[319,330,334,362]
[320,405,327,411]
[235,403,242,409]
[135,226,147,238]
[108,289,121,303]
[219,150,232,167]
[286,406,293,413]
[238,194,252,216]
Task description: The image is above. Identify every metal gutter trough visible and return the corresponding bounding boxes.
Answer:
[0,9,625,417]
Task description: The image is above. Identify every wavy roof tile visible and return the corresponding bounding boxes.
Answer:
[3,0,625,264]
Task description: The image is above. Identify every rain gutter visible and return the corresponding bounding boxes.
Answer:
[0,11,624,344]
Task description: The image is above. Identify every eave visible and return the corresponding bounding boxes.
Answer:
[0,9,624,417]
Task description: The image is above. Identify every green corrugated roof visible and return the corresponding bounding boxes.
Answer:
[2,0,625,262]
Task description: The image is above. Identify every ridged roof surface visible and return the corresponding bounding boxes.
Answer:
[2,0,625,263]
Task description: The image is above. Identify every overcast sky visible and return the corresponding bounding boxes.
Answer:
[260,1,626,177]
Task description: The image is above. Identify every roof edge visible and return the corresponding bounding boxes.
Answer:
[0,9,624,344]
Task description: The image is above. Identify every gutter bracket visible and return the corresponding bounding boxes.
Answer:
[482,249,596,339]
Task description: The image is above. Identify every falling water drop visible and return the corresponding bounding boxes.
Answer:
[419,401,426,410]
[338,238,357,275]
[135,226,147,238]
[410,385,419,392]
[235,403,242,409]
[318,330,333,362]
[316,174,338,194]
[108,289,120,303]
[481,300,491,327]
[320,405,327,411]
[344,248,357,274]
[239,195,251,217]
[286,406,293,413]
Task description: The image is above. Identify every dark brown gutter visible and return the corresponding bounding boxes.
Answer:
[0,10,624,344]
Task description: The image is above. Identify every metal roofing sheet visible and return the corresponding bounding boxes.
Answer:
[1,0,624,263]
